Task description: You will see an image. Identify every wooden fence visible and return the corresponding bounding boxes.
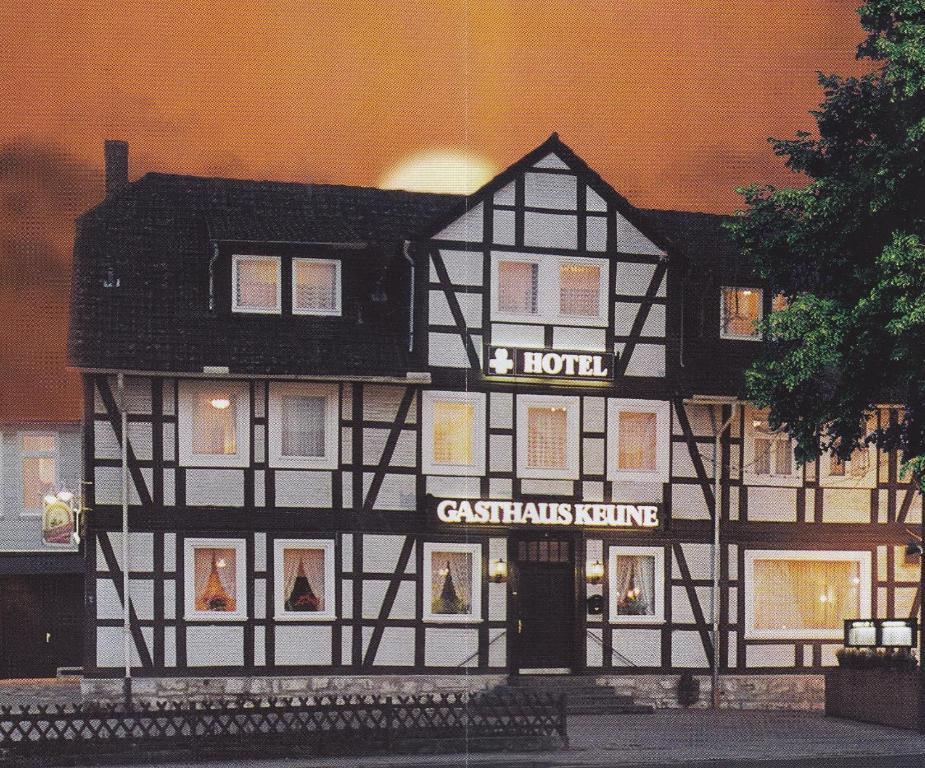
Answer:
[0,690,568,759]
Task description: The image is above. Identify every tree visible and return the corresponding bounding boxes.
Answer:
[727,1,925,484]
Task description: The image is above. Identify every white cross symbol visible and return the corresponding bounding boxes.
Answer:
[488,347,515,375]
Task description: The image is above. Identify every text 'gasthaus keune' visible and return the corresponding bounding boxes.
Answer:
[435,499,660,528]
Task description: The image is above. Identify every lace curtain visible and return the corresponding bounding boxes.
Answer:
[281,395,326,457]
[614,554,655,616]
[527,406,567,469]
[753,558,860,631]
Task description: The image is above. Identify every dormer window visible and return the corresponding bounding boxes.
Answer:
[720,286,763,340]
[293,258,341,316]
[232,255,281,314]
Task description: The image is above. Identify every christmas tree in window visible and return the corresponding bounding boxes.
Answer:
[285,558,321,612]
[196,550,235,612]
[432,559,469,614]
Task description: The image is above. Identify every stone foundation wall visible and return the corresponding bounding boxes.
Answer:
[595,674,825,711]
[81,674,507,704]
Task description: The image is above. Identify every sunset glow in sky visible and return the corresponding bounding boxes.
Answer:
[0,0,869,419]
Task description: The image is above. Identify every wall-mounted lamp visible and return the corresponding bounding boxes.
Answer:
[488,558,508,584]
[586,559,605,586]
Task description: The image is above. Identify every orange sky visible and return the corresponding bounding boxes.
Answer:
[0,0,868,421]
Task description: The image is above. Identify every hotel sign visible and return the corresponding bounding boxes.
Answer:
[435,498,661,530]
[485,345,614,381]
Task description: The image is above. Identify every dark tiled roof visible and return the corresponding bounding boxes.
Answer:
[69,174,460,376]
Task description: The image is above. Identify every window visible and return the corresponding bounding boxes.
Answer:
[21,432,57,513]
[232,255,281,313]
[492,253,607,326]
[268,383,338,469]
[184,538,247,620]
[772,293,789,313]
[720,286,763,340]
[178,381,250,467]
[293,258,341,316]
[422,391,486,476]
[820,418,876,488]
[609,546,665,623]
[423,542,482,623]
[607,399,670,483]
[744,550,871,639]
[274,539,336,620]
[516,394,580,480]
[744,407,799,485]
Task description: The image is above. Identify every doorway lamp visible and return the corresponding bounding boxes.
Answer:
[488,558,508,584]
[586,559,605,585]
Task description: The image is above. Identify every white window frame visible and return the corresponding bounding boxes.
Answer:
[516,394,580,480]
[268,382,339,470]
[491,252,608,327]
[421,390,486,476]
[607,399,670,483]
[273,538,336,621]
[608,545,665,624]
[422,541,483,623]
[742,406,801,487]
[184,537,248,621]
[20,431,59,516]
[292,258,342,317]
[178,380,251,468]
[743,549,871,640]
[720,286,763,341]
[231,254,282,314]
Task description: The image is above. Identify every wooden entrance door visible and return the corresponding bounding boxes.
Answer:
[512,536,575,670]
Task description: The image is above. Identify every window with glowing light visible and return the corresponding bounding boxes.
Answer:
[497,260,539,314]
[20,432,58,513]
[423,542,482,622]
[178,381,250,467]
[184,538,247,620]
[744,407,799,485]
[744,550,871,639]
[559,262,601,316]
[720,286,763,340]
[517,394,579,480]
[273,539,335,620]
[293,258,340,316]
[422,391,485,476]
[820,415,876,488]
[268,383,338,469]
[609,546,664,623]
[607,399,670,483]
[232,255,281,313]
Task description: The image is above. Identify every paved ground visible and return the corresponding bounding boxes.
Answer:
[0,677,81,706]
[59,710,925,767]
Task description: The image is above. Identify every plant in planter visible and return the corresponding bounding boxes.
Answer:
[836,646,918,671]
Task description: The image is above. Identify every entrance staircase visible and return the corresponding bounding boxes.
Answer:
[503,675,654,715]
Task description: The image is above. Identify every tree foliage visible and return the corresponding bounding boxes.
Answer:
[728,1,925,482]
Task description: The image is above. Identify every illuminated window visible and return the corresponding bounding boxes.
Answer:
[423,542,482,622]
[178,381,250,467]
[268,383,338,469]
[560,263,600,316]
[422,391,485,476]
[21,432,57,512]
[745,550,870,639]
[293,258,340,316]
[232,255,281,313]
[497,260,538,314]
[517,394,579,480]
[609,546,665,623]
[745,408,798,485]
[608,399,670,483]
[821,418,876,488]
[772,293,789,313]
[184,538,247,620]
[720,286,763,340]
[274,539,336,620]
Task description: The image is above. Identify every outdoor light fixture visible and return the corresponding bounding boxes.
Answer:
[488,558,508,584]
[210,397,231,410]
[586,559,605,585]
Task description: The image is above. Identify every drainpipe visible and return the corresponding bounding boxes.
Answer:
[711,406,735,709]
[118,373,132,707]
[401,241,415,353]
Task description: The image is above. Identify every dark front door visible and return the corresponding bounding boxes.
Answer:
[512,536,575,670]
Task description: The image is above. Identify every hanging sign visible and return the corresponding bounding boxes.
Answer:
[484,345,614,381]
[42,498,74,546]
[434,498,661,530]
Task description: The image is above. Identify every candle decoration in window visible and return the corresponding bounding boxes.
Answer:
[586,558,605,585]
[194,547,237,613]
[282,547,325,613]
[615,554,655,616]
[431,551,472,615]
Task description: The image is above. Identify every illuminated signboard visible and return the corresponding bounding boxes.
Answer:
[42,498,74,546]
[485,345,614,381]
[434,498,661,530]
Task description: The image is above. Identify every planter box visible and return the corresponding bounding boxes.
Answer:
[825,668,920,730]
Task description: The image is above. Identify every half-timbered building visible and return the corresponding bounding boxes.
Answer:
[68,136,922,707]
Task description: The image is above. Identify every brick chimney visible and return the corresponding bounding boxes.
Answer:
[104,139,129,196]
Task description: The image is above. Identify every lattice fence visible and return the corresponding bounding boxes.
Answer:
[0,690,567,758]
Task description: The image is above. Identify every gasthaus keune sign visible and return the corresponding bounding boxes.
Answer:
[435,498,661,529]
[485,345,615,380]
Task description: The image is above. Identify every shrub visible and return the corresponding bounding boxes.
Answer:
[836,647,918,671]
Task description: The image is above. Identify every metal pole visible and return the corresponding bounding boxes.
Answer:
[712,408,735,710]
[118,373,132,707]
[920,510,924,732]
